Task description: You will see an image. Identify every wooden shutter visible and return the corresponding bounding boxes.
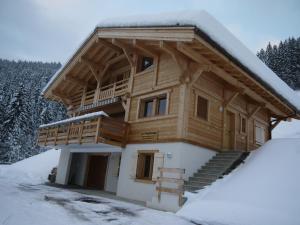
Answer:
[152,152,164,181]
[130,152,138,179]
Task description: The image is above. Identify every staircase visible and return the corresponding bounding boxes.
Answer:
[184,151,249,192]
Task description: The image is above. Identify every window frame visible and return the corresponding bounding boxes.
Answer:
[137,91,170,120]
[195,93,210,121]
[135,150,156,181]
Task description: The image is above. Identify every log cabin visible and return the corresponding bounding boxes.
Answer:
[38,11,300,208]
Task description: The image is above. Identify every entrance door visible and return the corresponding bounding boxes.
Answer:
[224,111,235,150]
[86,155,108,190]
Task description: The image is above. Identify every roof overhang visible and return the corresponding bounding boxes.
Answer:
[42,24,299,118]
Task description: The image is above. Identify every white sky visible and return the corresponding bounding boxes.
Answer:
[0,0,299,63]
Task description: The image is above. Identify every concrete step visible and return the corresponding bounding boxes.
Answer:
[184,184,205,192]
[189,176,216,183]
[185,180,212,187]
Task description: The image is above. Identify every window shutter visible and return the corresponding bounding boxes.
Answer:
[152,152,164,181]
[130,152,138,179]
[112,154,121,177]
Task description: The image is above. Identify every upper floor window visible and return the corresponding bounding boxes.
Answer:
[138,56,153,72]
[139,94,167,118]
[196,95,209,121]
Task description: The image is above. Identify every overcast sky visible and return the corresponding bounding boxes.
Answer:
[0,0,299,63]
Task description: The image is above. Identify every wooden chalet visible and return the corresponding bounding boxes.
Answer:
[37,11,300,209]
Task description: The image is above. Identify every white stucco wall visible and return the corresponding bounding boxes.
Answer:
[56,149,72,185]
[116,142,216,203]
[105,152,121,193]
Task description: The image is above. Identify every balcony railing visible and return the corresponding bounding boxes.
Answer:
[70,78,130,113]
[38,113,129,148]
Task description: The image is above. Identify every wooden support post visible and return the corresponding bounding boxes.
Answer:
[44,129,49,146]
[65,124,71,145]
[152,56,159,88]
[54,127,59,146]
[95,117,102,143]
[78,122,84,144]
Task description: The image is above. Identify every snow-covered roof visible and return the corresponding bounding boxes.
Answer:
[42,10,300,113]
[39,111,108,128]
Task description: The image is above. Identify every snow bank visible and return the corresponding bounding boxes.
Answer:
[0,149,60,184]
[177,139,300,225]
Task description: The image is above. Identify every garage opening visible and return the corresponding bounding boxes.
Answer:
[86,155,108,190]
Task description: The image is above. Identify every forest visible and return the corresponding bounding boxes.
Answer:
[0,37,299,163]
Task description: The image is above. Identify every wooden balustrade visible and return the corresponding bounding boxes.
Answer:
[70,78,129,113]
[38,116,129,148]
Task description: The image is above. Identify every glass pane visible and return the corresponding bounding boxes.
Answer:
[197,96,208,120]
[143,155,152,178]
[143,100,153,117]
[141,57,153,71]
[157,97,167,115]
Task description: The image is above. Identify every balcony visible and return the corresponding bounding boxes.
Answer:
[37,112,129,148]
[70,78,130,114]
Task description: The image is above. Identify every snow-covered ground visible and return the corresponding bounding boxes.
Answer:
[1,100,300,225]
[0,150,193,225]
[178,139,300,225]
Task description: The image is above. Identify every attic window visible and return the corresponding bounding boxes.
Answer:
[138,56,153,72]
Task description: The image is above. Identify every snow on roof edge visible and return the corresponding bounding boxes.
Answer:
[39,111,108,128]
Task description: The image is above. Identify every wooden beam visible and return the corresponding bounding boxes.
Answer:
[132,39,158,57]
[51,90,72,105]
[80,57,103,82]
[248,104,265,119]
[96,38,123,54]
[160,41,189,71]
[270,119,281,131]
[64,76,87,88]
[224,91,239,108]
[112,39,135,66]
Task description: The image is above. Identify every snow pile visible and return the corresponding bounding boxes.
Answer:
[40,111,108,128]
[0,149,60,184]
[177,139,300,225]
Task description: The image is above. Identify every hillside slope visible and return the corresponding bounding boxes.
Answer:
[178,139,300,225]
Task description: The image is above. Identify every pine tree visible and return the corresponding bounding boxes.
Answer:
[257,37,300,90]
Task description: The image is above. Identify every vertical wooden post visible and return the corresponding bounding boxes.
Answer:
[65,123,71,145]
[54,127,59,146]
[81,86,87,107]
[95,117,102,143]
[93,82,100,104]
[152,56,159,88]
[78,121,84,144]
[44,129,49,146]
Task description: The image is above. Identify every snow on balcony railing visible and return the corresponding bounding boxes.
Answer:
[39,111,108,129]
